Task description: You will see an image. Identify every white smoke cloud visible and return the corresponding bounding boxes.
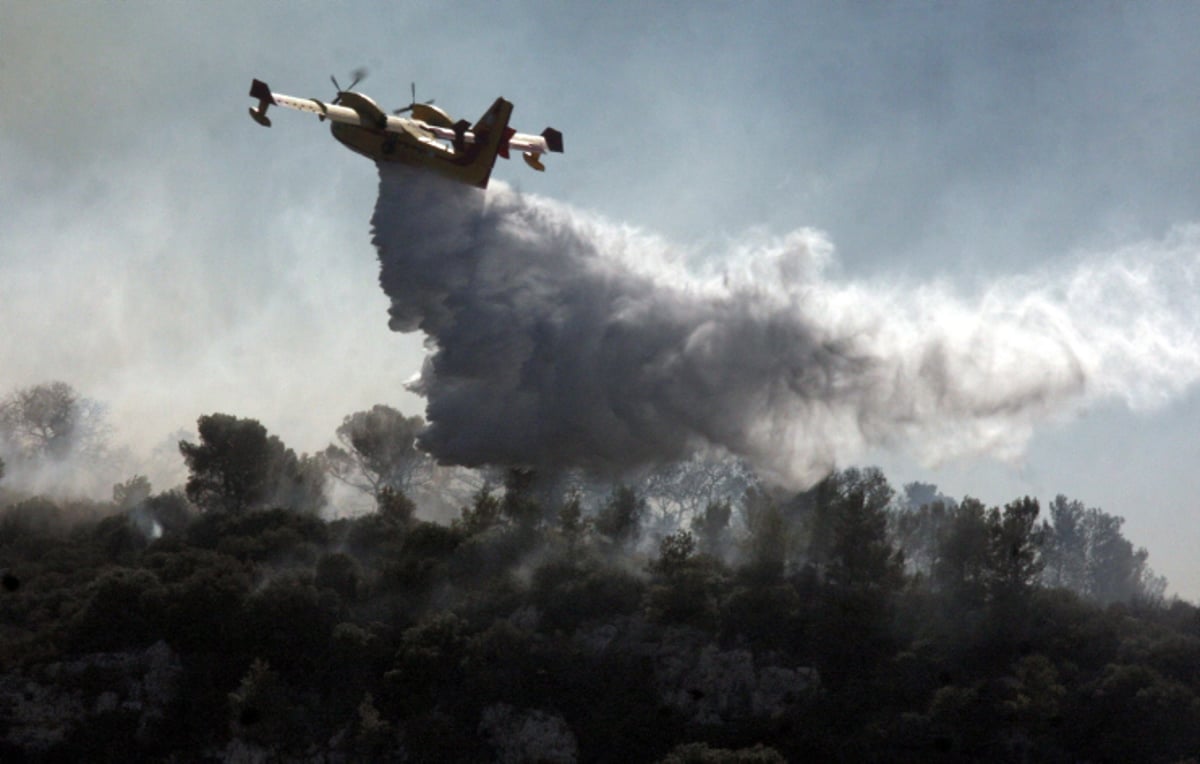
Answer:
[372,163,1200,488]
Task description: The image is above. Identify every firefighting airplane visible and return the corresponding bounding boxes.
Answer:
[248,74,563,188]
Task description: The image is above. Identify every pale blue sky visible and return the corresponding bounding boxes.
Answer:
[3,1,1200,596]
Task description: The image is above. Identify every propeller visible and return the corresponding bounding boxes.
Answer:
[329,68,368,104]
[394,82,435,115]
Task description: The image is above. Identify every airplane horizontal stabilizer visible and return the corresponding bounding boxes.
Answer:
[523,152,546,171]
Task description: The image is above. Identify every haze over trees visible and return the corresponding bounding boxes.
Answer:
[322,404,432,498]
[0,382,115,496]
[0,381,108,462]
[0,381,1195,761]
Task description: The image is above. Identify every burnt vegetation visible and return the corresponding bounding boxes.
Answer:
[0,382,1196,762]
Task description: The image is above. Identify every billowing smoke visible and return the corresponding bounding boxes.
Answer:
[373,163,1200,488]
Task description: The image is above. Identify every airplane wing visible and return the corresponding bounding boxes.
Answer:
[250,79,389,129]
[419,123,563,155]
[417,122,563,171]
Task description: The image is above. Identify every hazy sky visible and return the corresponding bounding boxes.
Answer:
[3,2,1200,597]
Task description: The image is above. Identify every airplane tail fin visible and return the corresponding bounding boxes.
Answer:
[541,127,563,153]
[248,79,275,127]
[460,97,514,188]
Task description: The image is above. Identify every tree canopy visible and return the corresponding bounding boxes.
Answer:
[323,405,431,497]
[0,386,1188,761]
[179,413,325,515]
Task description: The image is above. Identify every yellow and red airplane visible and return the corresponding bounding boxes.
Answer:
[248,74,563,188]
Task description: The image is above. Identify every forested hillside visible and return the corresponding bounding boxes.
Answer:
[1,382,1197,762]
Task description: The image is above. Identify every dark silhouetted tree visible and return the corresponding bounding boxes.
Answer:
[556,489,585,552]
[352,693,395,757]
[458,486,502,535]
[385,611,468,713]
[1073,662,1200,762]
[266,449,326,515]
[814,469,905,679]
[500,466,540,529]
[1041,494,1088,593]
[180,415,274,514]
[898,481,956,512]
[113,474,152,510]
[789,467,894,578]
[1041,495,1166,604]
[825,470,903,592]
[652,529,697,577]
[691,499,732,559]
[788,474,840,571]
[1084,508,1165,605]
[375,485,415,527]
[933,497,991,604]
[241,575,337,673]
[740,487,789,581]
[594,485,645,548]
[143,488,193,535]
[228,659,297,748]
[69,567,167,651]
[180,414,325,514]
[315,552,361,602]
[646,529,725,628]
[892,496,952,579]
[985,496,1043,601]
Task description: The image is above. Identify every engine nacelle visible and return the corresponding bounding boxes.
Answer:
[335,91,389,130]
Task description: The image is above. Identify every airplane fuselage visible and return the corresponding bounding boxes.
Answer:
[331,121,466,166]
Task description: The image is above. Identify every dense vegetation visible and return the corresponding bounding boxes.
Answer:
[1,382,1197,762]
